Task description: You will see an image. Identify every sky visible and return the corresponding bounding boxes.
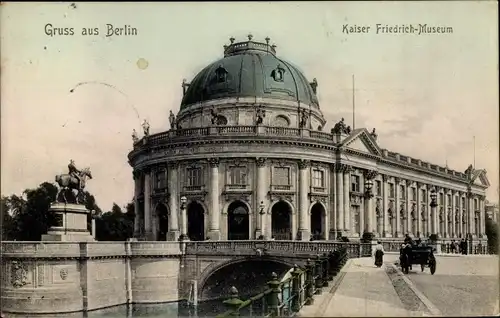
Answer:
[1,2,498,211]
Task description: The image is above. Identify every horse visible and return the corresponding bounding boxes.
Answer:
[55,167,93,204]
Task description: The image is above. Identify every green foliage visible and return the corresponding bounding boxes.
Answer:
[1,181,135,242]
[485,217,498,254]
[95,202,134,241]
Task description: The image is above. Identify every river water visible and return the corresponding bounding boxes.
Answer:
[4,299,263,318]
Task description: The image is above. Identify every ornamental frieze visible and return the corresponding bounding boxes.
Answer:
[223,191,252,203]
[349,193,363,206]
[363,170,378,180]
[298,159,310,170]
[11,261,28,288]
[309,195,328,204]
[256,157,267,167]
[181,192,207,203]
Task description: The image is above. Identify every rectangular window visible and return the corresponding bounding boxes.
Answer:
[412,188,417,201]
[312,169,324,188]
[351,175,360,192]
[461,197,465,207]
[439,193,444,205]
[447,194,452,205]
[455,196,459,206]
[400,185,406,199]
[376,180,382,196]
[229,166,247,185]
[186,167,202,187]
[273,167,290,185]
[421,190,427,202]
[474,199,479,210]
[155,169,167,189]
[389,183,395,198]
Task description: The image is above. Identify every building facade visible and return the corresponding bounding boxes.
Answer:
[486,201,499,223]
[128,35,490,243]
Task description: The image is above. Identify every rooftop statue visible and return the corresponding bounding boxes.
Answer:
[55,160,93,204]
[142,119,150,137]
[255,106,266,125]
[210,107,219,125]
[370,128,378,141]
[299,108,309,128]
[169,110,177,130]
[332,117,351,135]
[132,129,139,143]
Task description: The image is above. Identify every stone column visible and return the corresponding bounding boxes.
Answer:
[359,175,365,235]
[329,164,337,239]
[343,166,351,235]
[382,175,390,237]
[394,178,400,238]
[427,185,432,236]
[479,196,485,238]
[133,170,141,238]
[416,182,421,237]
[298,160,310,241]
[450,190,456,238]
[458,193,463,237]
[144,168,152,240]
[467,192,474,237]
[443,189,448,238]
[255,158,267,238]
[167,162,180,241]
[335,164,344,237]
[405,180,412,236]
[208,158,221,240]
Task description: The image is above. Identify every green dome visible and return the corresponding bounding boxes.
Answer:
[180,37,319,110]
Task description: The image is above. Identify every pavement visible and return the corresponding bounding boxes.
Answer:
[297,254,499,317]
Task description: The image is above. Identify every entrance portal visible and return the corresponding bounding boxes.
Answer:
[227,201,250,240]
[310,203,325,240]
[187,201,205,241]
[271,201,292,240]
[156,203,169,241]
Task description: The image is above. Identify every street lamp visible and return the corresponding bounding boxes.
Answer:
[259,201,265,215]
[429,187,438,239]
[179,196,188,241]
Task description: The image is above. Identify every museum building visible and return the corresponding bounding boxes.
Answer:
[128,35,490,243]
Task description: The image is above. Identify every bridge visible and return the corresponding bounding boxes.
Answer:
[0,239,494,316]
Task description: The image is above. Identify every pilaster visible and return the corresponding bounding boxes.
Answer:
[416,182,421,237]
[335,164,344,237]
[167,162,180,241]
[405,180,412,236]
[133,170,141,238]
[298,159,310,241]
[143,168,153,240]
[382,175,391,237]
[329,164,337,239]
[394,177,400,237]
[343,165,351,235]
[255,157,267,238]
[207,158,221,240]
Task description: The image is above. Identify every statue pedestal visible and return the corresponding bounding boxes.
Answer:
[41,203,94,242]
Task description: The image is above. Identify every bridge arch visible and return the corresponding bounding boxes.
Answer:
[198,256,294,301]
[153,202,169,241]
[309,201,327,240]
[187,200,206,241]
[269,200,293,240]
[226,200,251,240]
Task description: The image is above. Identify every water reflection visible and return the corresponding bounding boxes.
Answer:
[3,300,241,318]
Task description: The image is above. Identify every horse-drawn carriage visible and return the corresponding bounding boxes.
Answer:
[399,243,437,275]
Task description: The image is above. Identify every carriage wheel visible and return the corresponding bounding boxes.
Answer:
[430,260,437,275]
[421,264,425,272]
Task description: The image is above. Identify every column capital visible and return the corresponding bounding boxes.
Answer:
[256,157,267,167]
[382,175,389,182]
[208,158,220,167]
[343,164,353,173]
[466,191,474,198]
[451,189,458,195]
[132,169,142,180]
[329,163,336,172]
[405,180,414,187]
[363,169,378,180]
[298,159,310,170]
[394,177,401,184]
[143,166,152,174]
[167,161,179,170]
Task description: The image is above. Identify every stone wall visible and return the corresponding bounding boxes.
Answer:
[1,241,182,315]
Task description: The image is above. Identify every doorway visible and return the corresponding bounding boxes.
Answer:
[227,201,250,240]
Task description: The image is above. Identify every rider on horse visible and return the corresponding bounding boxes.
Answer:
[68,160,82,189]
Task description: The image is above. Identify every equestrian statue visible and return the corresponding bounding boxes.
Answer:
[54,160,93,204]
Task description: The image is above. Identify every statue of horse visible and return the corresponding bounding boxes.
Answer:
[55,167,93,204]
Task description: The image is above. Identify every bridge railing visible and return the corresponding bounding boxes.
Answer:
[216,246,349,317]
[185,240,372,258]
[381,239,493,255]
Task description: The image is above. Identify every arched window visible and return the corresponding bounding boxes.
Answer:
[273,115,290,127]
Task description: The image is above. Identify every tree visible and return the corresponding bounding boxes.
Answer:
[2,183,104,241]
[95,202,134,241]
[485,217,498,254]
